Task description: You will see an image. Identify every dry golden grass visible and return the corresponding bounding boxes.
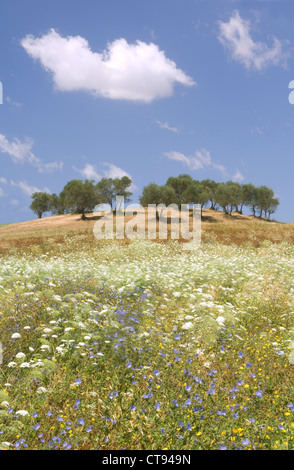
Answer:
[0,208,293,255]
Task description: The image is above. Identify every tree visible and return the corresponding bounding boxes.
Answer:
[30,192,52,219]
[255,186,277,219]
[241,183,258,216]
[96,176,133,210]
[139,183,162,207]
[214,181,242,215]
[266,197,279,220]
[201,179,219,210]
[112,176,133,211]
[227,181,242,213]
[96,178,115,208]
[182,181,210,217]
[166,174,193,205]
[139,183,178,219]
[215,182,232,215]
[49,193,64,216]
[140,183,164,219]
[60,179,99,220]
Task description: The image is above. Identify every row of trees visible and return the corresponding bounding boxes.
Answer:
[30,176,132,219]
[139,175,279,219]
[30,174,279,220]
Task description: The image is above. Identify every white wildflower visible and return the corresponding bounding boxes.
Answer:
[15,410,29,416]
[15,352,26,359]
[56,346,64,354]
[11,333,21,339]
[173,292,181,297]
[216,316,226,326]
[43,328,52,334]
[181,322,194,330]
[0,442,11,448]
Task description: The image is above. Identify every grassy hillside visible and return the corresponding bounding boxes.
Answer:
[0,208,293,256]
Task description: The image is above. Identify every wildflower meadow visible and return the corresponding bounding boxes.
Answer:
[1,235,294,450]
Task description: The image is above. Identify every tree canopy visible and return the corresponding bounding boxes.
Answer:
[30,192,52,219]
[29,174,279,222]
[139,176,279,220]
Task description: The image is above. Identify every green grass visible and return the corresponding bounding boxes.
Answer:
[1,238,294,449]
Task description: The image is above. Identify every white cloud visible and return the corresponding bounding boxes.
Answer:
[0,134,63,173]
[0,134,33,163]
[6,96,22,108]
[0,177,7,184]
[73,162,137,192]
[0,187,6,197]
[73,163,101,181]
[164,149,226,175]
[155,120,179,133]
[10,180,51,197]
[21,29,195,102]
[232,170,245,182]
[218,10,289,70]
[102,163,137,191]
[102,163,131,179]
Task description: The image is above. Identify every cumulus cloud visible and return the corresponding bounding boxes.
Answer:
[0,134,63,173]
[218,10,289,70]
[10,180,51,197]
[164,149,226,175]
[21,29,195,102]
[73,163,101,181]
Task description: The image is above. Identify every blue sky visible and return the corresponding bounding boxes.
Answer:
[1,0,294,224]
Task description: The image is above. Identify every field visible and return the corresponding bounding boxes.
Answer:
[1,210,294,450]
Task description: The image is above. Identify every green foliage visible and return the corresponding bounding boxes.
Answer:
[96,176,133,210]
[140,177,279,220]
[30,176,134,220]
[165,174,193,204]
[30,192,52,218]
[59,179,99,219]
[139,183,163,207]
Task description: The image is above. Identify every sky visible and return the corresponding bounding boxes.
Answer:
[1,0,294,224]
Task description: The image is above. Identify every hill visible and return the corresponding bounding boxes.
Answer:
[0,208,293,255]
